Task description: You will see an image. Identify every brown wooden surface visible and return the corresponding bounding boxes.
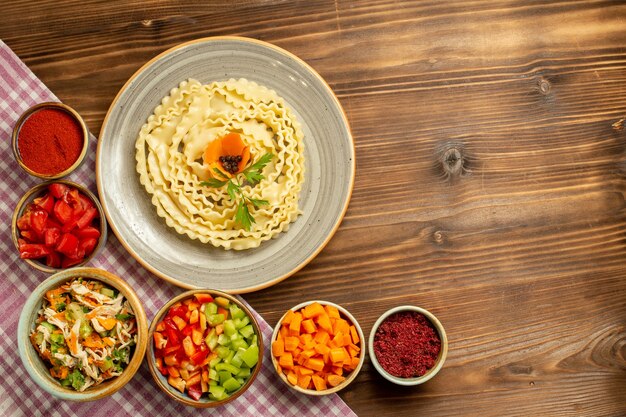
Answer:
[3,1,626,415]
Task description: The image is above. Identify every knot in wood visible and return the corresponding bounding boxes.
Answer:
[141,19,152,27]
[442,147,463,176]
[433,230,444,244]
[538,78,551,95]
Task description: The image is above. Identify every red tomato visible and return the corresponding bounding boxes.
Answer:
[44,227,61,247]
[53,200,73,224]
[33,194,54,213]
[76,226,100,239]
[45,252,61,268]
[76,207,98,229]
[80,238,98,256]
[18,239,52,259]
[49,183,69,199]
[56,233,79,257]
[16,211,31,231]
[30,210,48,237]
[61,256,83,268]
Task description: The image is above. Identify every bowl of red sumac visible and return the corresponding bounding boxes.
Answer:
[12,180,107,273]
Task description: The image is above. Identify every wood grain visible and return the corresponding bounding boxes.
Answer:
[2,1,626,415]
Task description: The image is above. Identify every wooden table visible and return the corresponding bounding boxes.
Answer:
[3,1,625,415]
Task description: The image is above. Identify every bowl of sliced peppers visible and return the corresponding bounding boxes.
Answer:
[11,180,107,273]
[147,290,263,407]
[17,267,148,401]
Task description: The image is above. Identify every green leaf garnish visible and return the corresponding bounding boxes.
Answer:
[203,152,273,231]
[200,178,228,188]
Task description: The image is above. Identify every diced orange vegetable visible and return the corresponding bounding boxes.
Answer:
[215,324,223,335]
[301,319,316,334]
[331,366,344,376]
[167,366,180,378]
[97,317,117,331]
[172,316,186,331]
[343,334,352,347]
[312,374,327,391]
[201,379,208,393]
[303,302,325,319]
[314,343,330,357]
[199,309,207,332]
[348,344,360,358]
[306,357,325,372]
[278,352,294,369]
[279,326,289,339]
[192,327,203,346]
[102,337,115,347]
[286,371,298,386]
[168,376,186,393]
[327,374,346,387]
[289,312,302,335]
[295,365,314,376]
[284,336,299,352]
[324,304,340,319]
[297,374,312,390]
[333,318,350,336]
[201,369,209,383]
[300,349,316,361]
[189,309,199,324]
[282,309,295,325]
[272,338,285,357]
[316,314,332,333]
[187,372,201,387]
[314,330,330,345]
[187,301,200,311]
[349,325,360,344]
[329,348,346,364]
[182,336,196,357]
[331,331,346,347]
[155,321,166,332]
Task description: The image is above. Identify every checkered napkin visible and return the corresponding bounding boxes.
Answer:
[0,40,357,417]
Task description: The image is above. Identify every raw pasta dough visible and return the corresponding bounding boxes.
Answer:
[135,78,305,250]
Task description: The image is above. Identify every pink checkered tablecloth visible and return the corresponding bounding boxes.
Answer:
[0,40,358,417]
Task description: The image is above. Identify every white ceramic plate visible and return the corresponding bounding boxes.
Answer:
[96,37,354,292]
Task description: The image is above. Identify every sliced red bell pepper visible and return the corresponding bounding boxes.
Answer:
[189,349,208,366]
[194,293,214,304]
[187,383,202,401]
[56,233,79,257]
[44,227,61,247]
[49,183,69,199]
[53,200,74,224]
[30,210,48,237]
[18,240,52,259]
[76,226,100,239]
[45,252,61,268]
[167,305,188,319]
[33,194,54,213]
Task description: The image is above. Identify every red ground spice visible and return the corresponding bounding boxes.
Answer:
[373,311,441,378]
[17,108,83,175]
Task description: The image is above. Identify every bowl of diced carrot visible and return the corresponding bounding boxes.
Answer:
[270,300,365,395]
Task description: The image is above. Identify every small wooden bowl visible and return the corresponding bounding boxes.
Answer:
[146,290,263,407]
[12,102,89,179]
[17,267,148,401]
[11,180,108,273]
[270,300,366,395]
[368,305,448,386]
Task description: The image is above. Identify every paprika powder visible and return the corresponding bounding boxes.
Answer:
[373,311,441,378]
[16,106,84,176]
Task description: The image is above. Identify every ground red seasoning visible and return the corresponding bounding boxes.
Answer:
[17,108,83,175]
[373,311,441,378]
